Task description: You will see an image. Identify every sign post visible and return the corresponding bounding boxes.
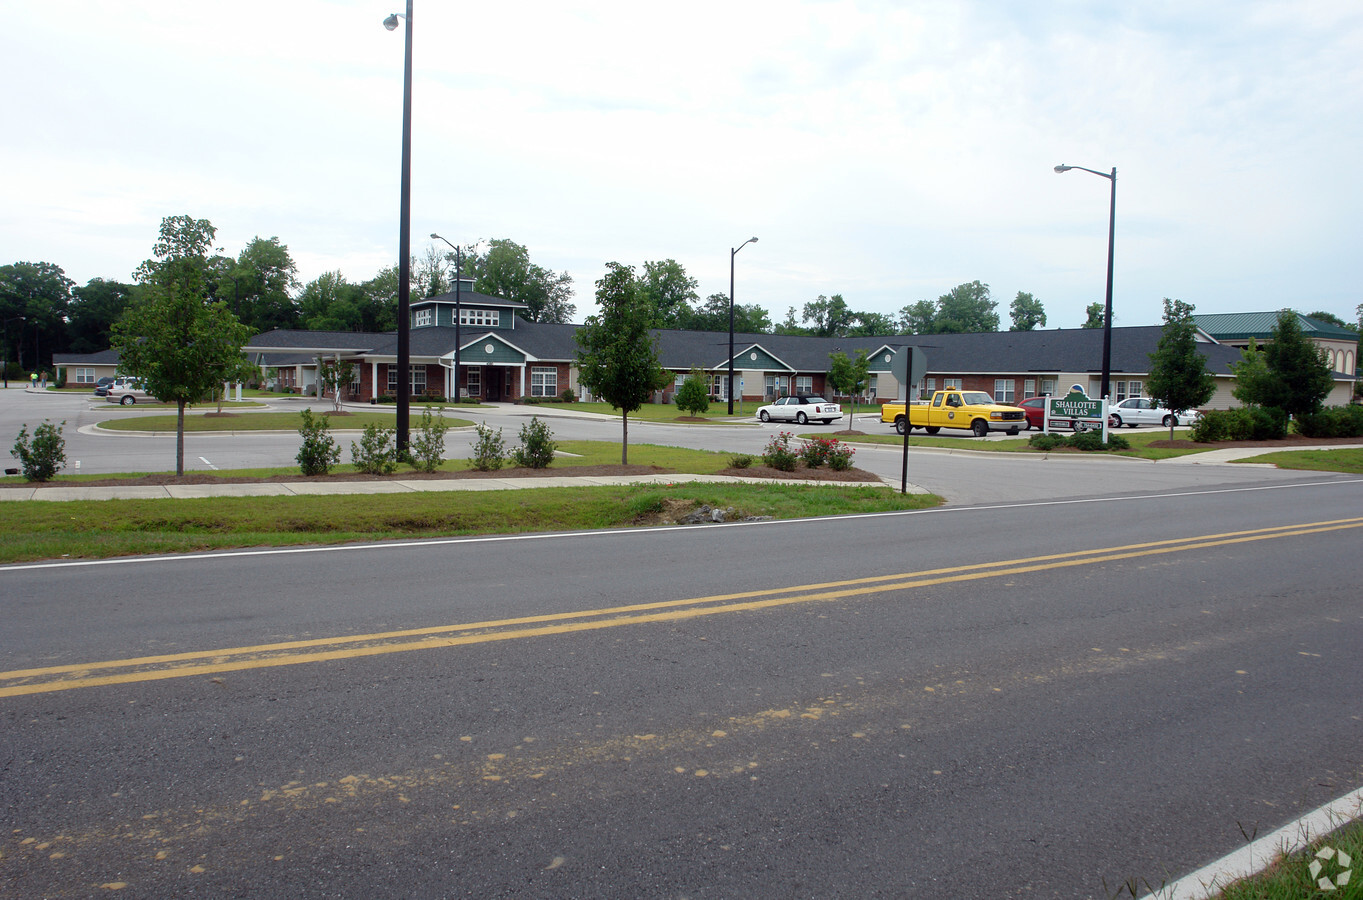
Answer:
[891,347,928,494]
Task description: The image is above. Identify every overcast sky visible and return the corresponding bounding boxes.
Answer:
[4,1,1360,329]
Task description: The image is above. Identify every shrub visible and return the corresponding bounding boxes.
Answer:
[675,369,710,417]
[510,416,556,469]
[11,420,66,482]
[296,409,341,476]
[1295,405,1363,438]
[1067,429,1129,451]
[827,441,856,471]
[801,435,848,468]
[559,388,577,403]
[409,408,450,472]
[470,422,506,471]
[1028,432,1066,451]
[1192,407,1288,442]
[351,422,399,475]
[762,431,798,472]
[728,453,754,469]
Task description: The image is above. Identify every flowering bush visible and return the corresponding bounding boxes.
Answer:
[799,435,856,471]
[761,431,798,471]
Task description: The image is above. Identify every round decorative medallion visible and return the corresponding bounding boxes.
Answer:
[484,344,494,354]
[885,354,892,362]
[750,352,758,361]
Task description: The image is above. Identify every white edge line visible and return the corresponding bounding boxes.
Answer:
[1143,786,1363,899]
[2,478,1361,574]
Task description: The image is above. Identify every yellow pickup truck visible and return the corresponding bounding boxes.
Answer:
[880,389,1026,437]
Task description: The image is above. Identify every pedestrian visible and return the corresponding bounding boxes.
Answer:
[30,371,37,389]
[39,370,47,389]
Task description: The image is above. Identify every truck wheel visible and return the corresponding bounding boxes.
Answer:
[925,426,940,435]
[971,419,988,437]
[796,412,808,425]
[894,416,906,435]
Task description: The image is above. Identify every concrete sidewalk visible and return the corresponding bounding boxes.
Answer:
[0,472,906,502]
[1158,443,1363,464]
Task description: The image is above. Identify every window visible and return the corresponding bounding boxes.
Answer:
[1089,380,1102,399]
[711,373,731,399]
[531,366,558,397]
[795,375,813,394]
[944,378,963,390]
[1040,378,1056,396]
[1023,378,1035,398]
[1114,380,1142,401]
[387,365,426,394]
[74,368,96,384]
[921,376,936,399]
[466,367,481,397]
[459,308,499,327]
[413,308,433,327]
[675,373,686,389]
[993,379,1015,403]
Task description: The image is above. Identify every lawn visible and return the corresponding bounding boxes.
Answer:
[1233,447,1363,474]
[1209,817,1361,899]
[0,438,937,563]
[815,427,1211,460]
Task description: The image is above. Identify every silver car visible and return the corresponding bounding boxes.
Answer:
[1107,398,1201,428]
[104,378,152,406]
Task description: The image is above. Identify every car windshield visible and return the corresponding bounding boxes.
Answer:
[961,392,994,405]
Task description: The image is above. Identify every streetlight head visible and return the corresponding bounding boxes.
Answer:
[750,236,759,243]
[429,232,441,240]
[383,13,400,31]
[1054,164,1071,173]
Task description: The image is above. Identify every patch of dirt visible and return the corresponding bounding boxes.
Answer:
[674,416,711,423]
[831,430,867,436]
[202,412,240,418]
[631,497,697,527]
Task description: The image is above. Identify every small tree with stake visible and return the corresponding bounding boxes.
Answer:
[674,368,710,417]
[574,262,670,464]
[826,349,870,431]
[1146,298,1215,441]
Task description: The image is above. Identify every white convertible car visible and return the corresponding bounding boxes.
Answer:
[756,395,842,425]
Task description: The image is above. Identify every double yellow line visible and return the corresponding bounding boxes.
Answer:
[4,517,1360,699]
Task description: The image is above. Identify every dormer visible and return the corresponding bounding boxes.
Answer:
[410,280,530,330]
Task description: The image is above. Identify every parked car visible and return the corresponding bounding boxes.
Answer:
[756,395,841,425]
[1013,397,1087,431]
[1107,398,1202,428]
[103,378,152,405]
[90,376,115,395]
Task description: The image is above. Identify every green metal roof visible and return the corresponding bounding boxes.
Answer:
[1194,311,1358,342]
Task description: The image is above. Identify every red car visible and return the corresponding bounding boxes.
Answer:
[1014,397,1085,431]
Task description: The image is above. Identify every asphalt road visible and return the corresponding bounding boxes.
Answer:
[3,472,1362,898]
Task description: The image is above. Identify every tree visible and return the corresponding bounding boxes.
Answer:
[1229,338,1273,408]
[772,306,811,336]
[574,262,670,464]
[849,311,899,337]
[680,293,771,333]
[826,349,870,430]
[217,236,300,333]
[317,357,356,412]
[1146,298,1216,441]
[0,261,74,371]
[113,215,254,475]
[801,294,855,337]
[1259,309,1334,419]
[898,299,937,335]
[639,259,698,329]
[467,239,576,323]
[67,278,137,353]
[1081,302,1105,329]
[934,281,999,333]
[674,368,710,417]
[1306,310,1352,330]
[1009,291,1046,331]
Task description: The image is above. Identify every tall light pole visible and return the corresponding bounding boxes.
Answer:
[2,315,25,389]
[430,233,479,403]
[385,2,414,452]
[1055,164,1116,400]
[728,236,758,415]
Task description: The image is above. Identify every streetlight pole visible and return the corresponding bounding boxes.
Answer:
[728,236,758,415]
[385,2,414,452]
[430,233,478,403]
[2,315,25,389]
[1055,164,1116,401]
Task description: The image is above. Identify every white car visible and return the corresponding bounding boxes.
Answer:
[756,395,841,425]
[1107,398,1201,428]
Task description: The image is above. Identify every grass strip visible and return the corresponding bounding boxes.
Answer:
[1231,448,1363,474]
[824,428,1210,460]
[0,483,938,564]
[1212,816,1362,899]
